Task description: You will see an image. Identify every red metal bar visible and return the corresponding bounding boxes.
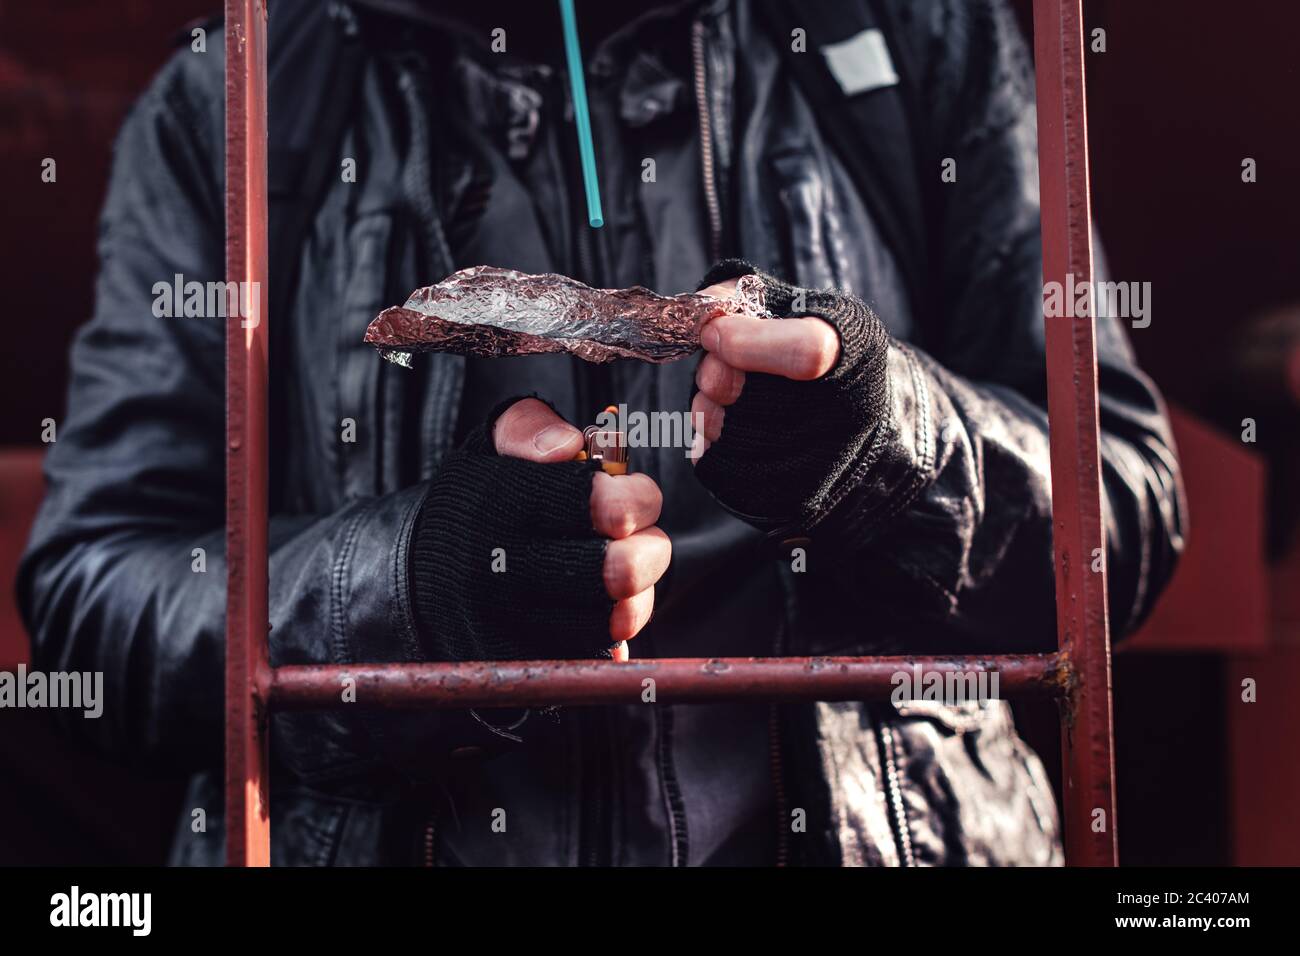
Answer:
[224,0,271,868]
[271,655,1069,710]
[1032,0,1118,866]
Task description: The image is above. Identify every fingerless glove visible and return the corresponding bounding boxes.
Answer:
[695,259,893,534]
[410,401,614,662]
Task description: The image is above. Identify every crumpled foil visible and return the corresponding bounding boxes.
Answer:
[364,266,769,366]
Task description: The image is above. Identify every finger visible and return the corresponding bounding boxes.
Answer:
[611,641,630,663]
[695,352,745,405]
[492,397,584,462]
[610,586,654,643]
[590,472,662,539]
[698,278,739,300]
[700,314,840,380]
[603,526,671,600]
[691,390,725,442]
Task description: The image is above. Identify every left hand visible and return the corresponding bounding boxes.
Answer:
[688,262,893,532]
[690,278,842,462]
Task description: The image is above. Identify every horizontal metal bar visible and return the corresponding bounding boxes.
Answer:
[269,654,1069,710]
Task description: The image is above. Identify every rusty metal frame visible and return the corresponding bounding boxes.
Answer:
[1031,0,1117,866]
[224,0,271,867]
[224,0,1114,866]
[271,654,1070,710]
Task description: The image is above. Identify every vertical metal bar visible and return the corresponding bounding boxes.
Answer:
[224,0,272,867]
[1032,0,1118,865]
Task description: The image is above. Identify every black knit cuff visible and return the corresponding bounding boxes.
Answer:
[410,406,614,664]
[700,258,801,315]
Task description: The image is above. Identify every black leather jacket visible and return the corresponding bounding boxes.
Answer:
[18,0,1184,866]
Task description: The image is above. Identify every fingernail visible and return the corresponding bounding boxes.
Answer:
[534,424,577,455]
[701,325,720,351]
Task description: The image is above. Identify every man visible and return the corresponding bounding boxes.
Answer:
[18,0,1184,865]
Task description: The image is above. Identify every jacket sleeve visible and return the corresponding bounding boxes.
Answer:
[817,0,1185,651]
[15,54,513,783]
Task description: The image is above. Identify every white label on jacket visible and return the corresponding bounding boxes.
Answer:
[821,28,899,96]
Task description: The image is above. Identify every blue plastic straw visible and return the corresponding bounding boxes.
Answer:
[558,0,604,228]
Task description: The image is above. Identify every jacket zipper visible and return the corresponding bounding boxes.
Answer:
[422,814,437,867]
[695,16,792,867]
[875,719,916,866]
[768,703,789,867]
[691,19,723,263]
[556,60,616,867]
[577,708,615,866]
[654,705,690,866]
[769,604,790,867]
[645,370,689,868]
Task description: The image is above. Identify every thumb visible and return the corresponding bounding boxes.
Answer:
[492,397,585,462]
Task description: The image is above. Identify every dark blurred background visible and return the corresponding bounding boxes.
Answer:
[1,1,1297,864]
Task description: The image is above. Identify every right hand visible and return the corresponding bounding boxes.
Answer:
[492,398,669,662]
[412,396,669,665]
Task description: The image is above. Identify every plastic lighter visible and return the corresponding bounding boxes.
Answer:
[574,405,629,475]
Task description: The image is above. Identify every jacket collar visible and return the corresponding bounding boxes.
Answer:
[438,0,714,162]
[347,0,711,65]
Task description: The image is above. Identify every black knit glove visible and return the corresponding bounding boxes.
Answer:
[410,401,614,662]
[694,259,892,535]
